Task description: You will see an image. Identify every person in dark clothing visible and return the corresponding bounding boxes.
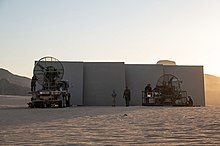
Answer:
[31,74,38,92]
[123,86,131,106]
[145,84,152,97]
[187,95,193,106]
[153,85,161,96]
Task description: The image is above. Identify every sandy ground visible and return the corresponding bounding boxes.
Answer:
[0,95,219,145]
[0,95,30,108]
[0,95,142,127]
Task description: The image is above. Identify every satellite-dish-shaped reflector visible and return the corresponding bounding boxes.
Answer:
[33,56,64,90]
[156,74,181,93]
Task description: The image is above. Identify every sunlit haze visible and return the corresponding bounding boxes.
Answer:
[0,0,220,78]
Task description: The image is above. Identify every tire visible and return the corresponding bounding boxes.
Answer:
[66,96,70,107]
[33,101,44,108]
[58,101,63,108]
[46,104,51,108]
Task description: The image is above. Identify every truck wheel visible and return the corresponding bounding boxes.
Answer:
[66,100,70,107]
[66,96,70,107]
[58,101,63,108]
[33,101,43,108]
[46,104,51,108]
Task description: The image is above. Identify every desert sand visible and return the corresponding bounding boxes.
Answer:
[0,95,219,145]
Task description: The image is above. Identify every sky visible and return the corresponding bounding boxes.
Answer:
[0,0,220,78]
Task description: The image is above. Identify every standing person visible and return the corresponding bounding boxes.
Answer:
[111,89,117,106]
[31,74,38,92]
[123,86,131,107]
[187,95,194,106]
[145,83,152,97]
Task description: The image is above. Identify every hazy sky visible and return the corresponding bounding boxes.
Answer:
[0,0,220,78]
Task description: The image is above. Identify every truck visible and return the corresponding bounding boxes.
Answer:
[28,56,70,108]
[142,74,193,106]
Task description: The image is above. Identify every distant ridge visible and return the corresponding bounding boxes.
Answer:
[0,79,30,96]
[0,68,30,88]
[0,68,31,96]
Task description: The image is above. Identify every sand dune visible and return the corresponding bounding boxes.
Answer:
[205,74,220,106]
